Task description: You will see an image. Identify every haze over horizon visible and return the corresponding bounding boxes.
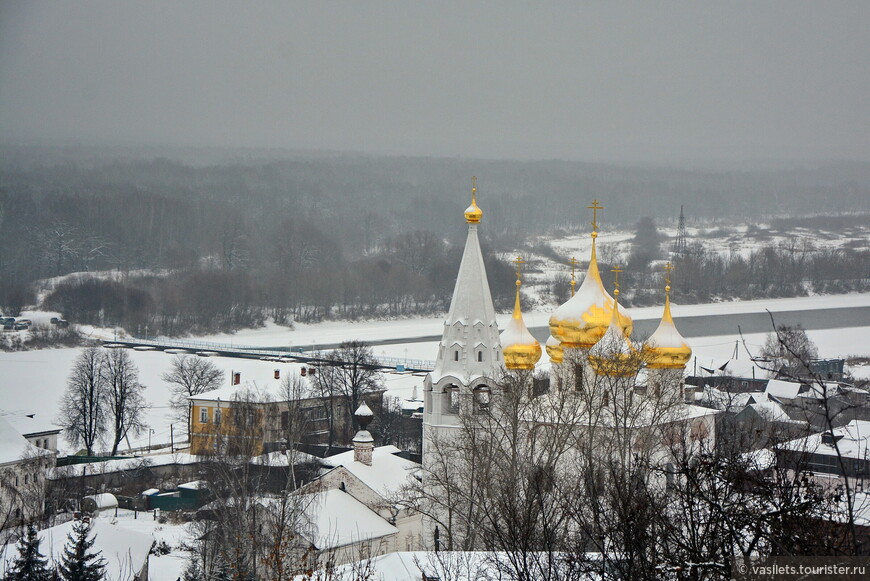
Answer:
[1,1,868,164]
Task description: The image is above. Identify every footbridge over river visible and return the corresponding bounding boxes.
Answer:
[101,338,436,374]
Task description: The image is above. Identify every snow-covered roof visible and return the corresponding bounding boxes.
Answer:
[177,480,206,490]
[765,379,802,400]
[748,401,802,424]
[0,410,62,437]
[299,489,398,550]
[50,450,309,479]
[691,356,765,379]
[697,386,761,411]
[780,419,870,460]
[83,493,119,510]
[2,519,153,581]
[321,446,420,498]
[0,415,51,466]
[190,371,318,404]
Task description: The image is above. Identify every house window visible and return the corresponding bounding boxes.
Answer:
[214,408,222,424]
[200,407,209,424]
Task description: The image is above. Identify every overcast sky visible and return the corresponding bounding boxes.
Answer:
[1,1,868,163]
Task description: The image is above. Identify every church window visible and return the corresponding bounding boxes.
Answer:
[574,364,584,392]
[449,387,460,413]
[477,351,483,362]
[474,385,491,414]
[454,351,459,361]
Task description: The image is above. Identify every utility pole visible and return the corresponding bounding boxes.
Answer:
[672,205,688,257]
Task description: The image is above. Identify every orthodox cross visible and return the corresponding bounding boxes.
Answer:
[588,199,603,232]
[513,256,525,283]
[664,261,674,287]
[611,265,623,296]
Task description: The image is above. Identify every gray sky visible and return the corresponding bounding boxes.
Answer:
[1,1,868,163]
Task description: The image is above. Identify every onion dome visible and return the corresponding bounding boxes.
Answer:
[644,266,692,369]
[549,231,632,349]
[464,176,483,224]
[501,258,542,370]
[545,335,564,364]
[588,283,637,377]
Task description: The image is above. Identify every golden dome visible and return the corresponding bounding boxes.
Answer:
[588,288,638,377]
[548,237,632,349]
[545,334,564,364]
[464,176,483,224]
[501,259,542,370]
[644,276,692,369]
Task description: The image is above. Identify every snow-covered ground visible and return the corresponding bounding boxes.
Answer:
[2,293,869,455]
[511,221,870,305]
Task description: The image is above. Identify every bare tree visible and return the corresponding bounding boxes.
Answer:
[101,348,146,455]
[162,354,225,439]
[58,347,106,455]
[760,324,819,378]
[311,341,383,448]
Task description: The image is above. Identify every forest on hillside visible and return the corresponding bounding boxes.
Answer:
[1,146,868,335]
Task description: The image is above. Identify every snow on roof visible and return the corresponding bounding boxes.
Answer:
[177,480,206,490]
[83,493,119,510]
[781,419,870,460]
[49,452,200,479]
[0,410,62,436]
[748,401,802,424]
[2,519,153,581]
[301,550,521,581]
[300,489,398,550]
[691,355,765,379]
[0,415,51,465]
[321,446,419,498]
[190,372,318,403]
[765,379,802,400]
[696,386,761,411]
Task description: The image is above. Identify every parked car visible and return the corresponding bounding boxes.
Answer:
[2,320,14,330]
[14,319,32,330]
[57,319,69,328]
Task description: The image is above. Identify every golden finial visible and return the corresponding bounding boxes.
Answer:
[611,265,623,297]
[664,261,674,294]
[464,176,483,223]
[588,199,603,236]
[513,255,525,286]
[569,256,578,295]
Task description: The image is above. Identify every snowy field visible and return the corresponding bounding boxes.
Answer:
[2,292,869,455]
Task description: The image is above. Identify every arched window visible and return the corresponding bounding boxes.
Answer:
[454,351,459,362]
[477,351,483,362]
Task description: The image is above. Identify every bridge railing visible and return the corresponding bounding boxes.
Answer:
[110,337,436,372]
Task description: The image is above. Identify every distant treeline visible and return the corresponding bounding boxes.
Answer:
[1,149,869,333]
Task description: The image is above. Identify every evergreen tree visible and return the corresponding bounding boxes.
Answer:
[57,520,106,581]
[7,525,51,581]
